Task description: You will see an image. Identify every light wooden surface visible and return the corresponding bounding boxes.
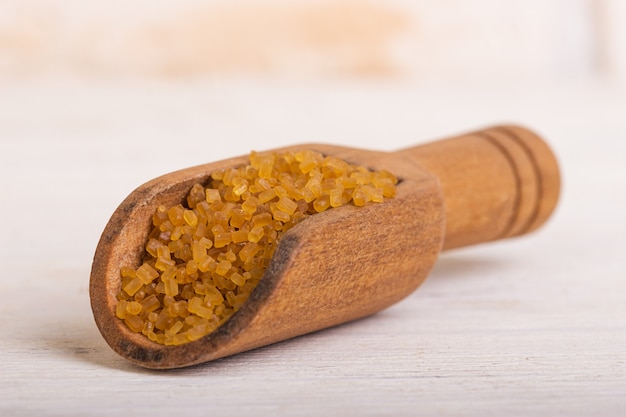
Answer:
[1,79,625,415]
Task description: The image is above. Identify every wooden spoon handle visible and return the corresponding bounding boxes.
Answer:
[398,125,560,250]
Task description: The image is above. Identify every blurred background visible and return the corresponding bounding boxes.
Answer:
[1,0,626,83]
[1,0,625,285]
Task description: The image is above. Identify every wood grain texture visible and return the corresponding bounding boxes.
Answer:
[90,126,559,368]
[90,145,446,368]
[403,125,560,249]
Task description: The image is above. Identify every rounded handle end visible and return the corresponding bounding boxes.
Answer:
[483,125,561,239]
[401,125,561,250]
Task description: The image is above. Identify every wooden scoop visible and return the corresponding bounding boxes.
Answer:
[90,125,560,369]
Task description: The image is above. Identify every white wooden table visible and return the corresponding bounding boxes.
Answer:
[1,79,625,416]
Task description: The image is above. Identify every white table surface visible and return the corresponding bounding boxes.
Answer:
[1,78,625,416]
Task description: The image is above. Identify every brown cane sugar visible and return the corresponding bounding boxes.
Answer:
[115,150,397,345]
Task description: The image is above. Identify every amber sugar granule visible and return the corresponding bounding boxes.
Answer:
[116,150,397,345]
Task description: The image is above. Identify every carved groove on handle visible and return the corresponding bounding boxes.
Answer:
[401,125,560,250]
